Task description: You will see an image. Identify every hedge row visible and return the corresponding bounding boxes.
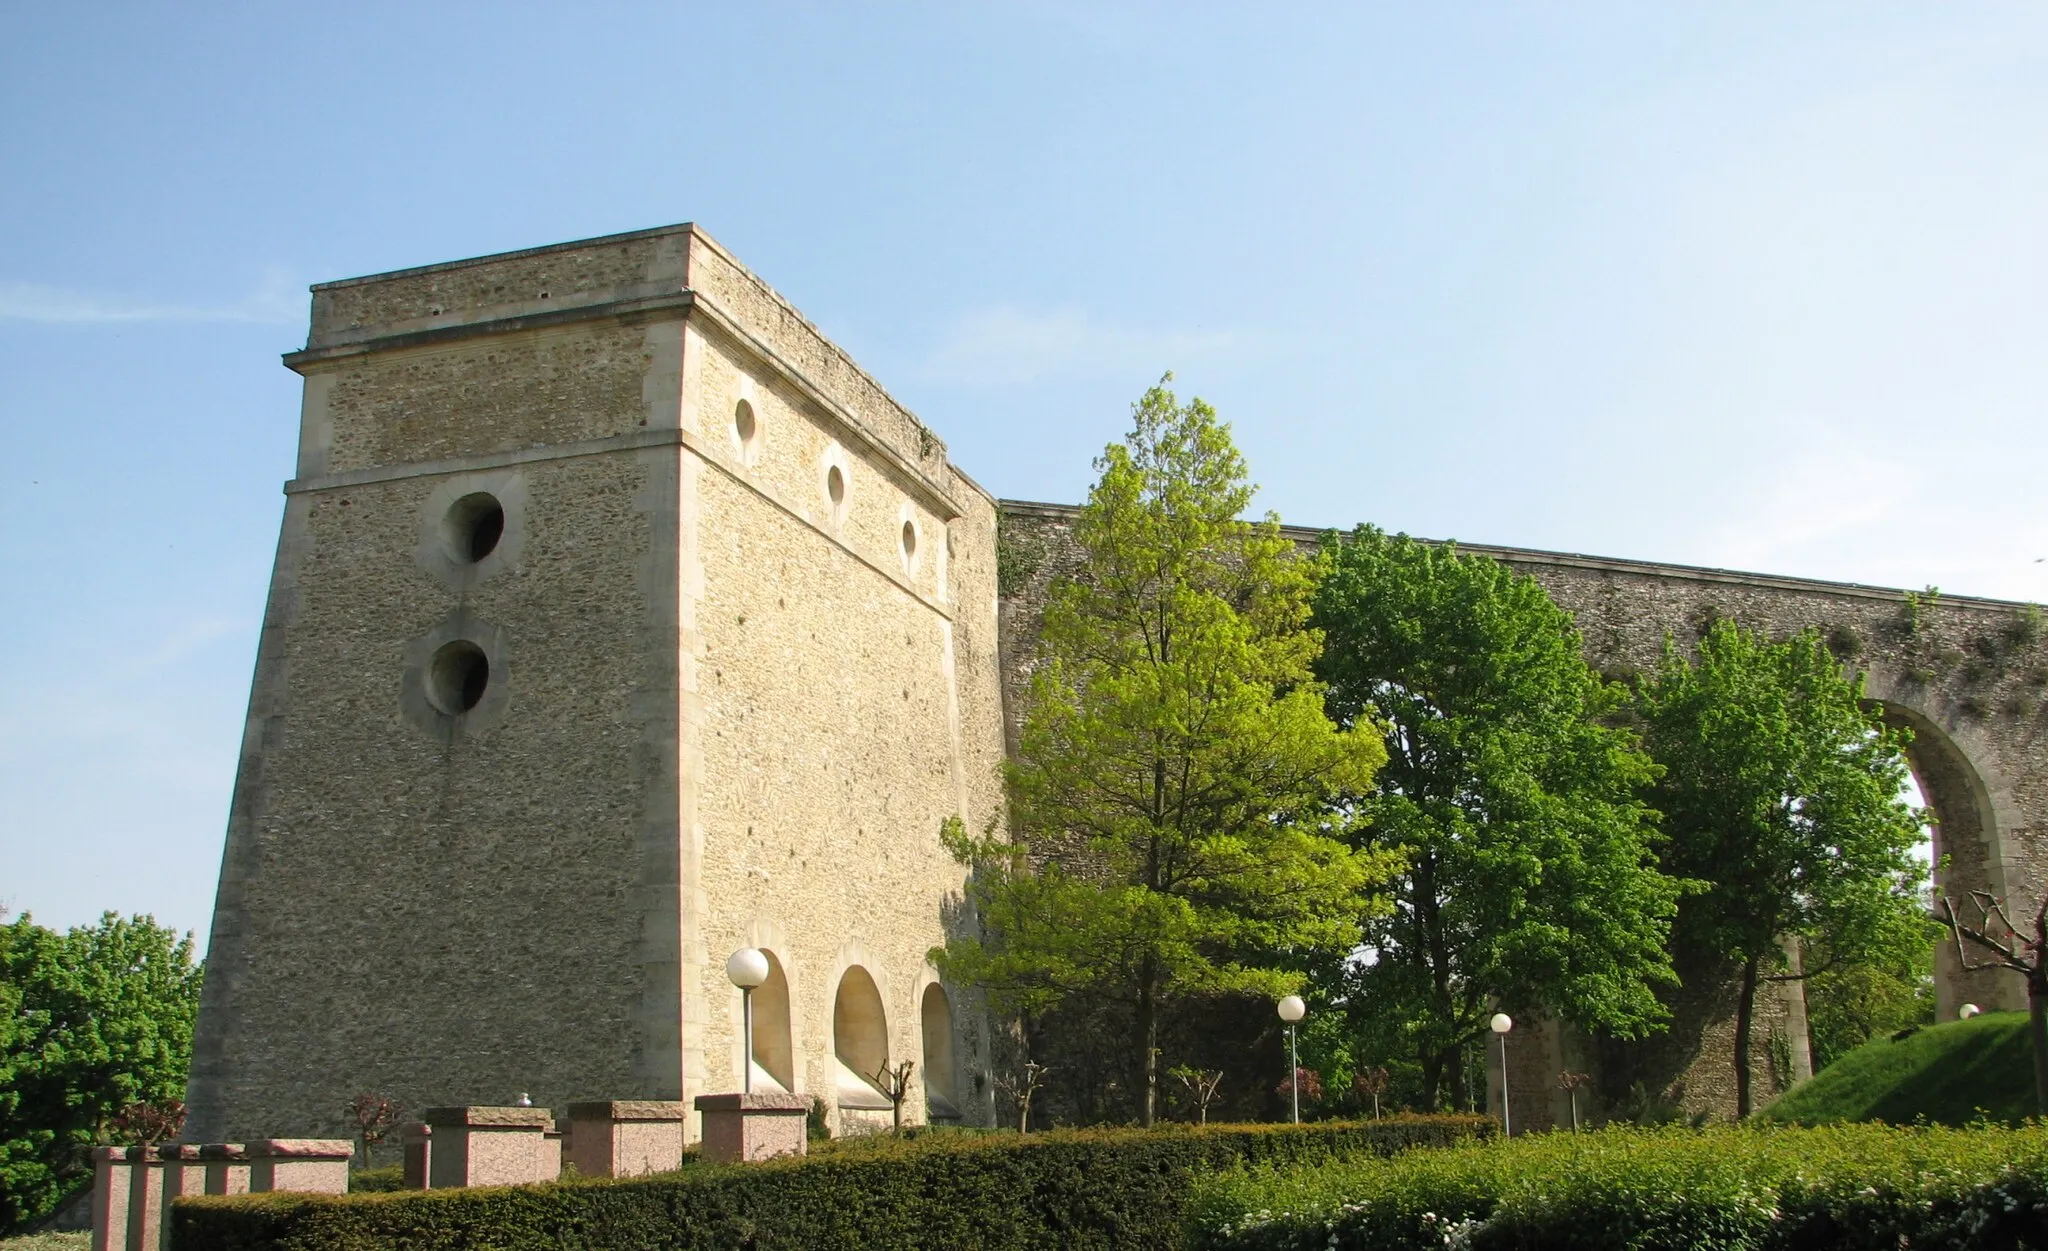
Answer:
[1186,1122,2048,1251]
[171,1116,1489,1251]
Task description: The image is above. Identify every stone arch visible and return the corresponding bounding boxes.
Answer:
[750,950,795,1092]
[832,965,893,1110]
[919,982,960,1120]
[1863,666,2028,1016]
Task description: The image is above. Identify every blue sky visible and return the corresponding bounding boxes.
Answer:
[3,4,2045,943]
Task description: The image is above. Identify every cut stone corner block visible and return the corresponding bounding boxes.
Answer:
[566,1100,687,1178]
[246,1139,353,1194]
[422,1106,558,1188]
[694,1092,810,1164]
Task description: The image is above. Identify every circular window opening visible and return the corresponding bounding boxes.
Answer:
[428,640,490,715]
[734,399,757,448]
[901,520,918,560]
[444,493,505,564]
[827,464,846,506]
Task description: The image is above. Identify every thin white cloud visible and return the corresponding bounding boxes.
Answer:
[920,304,1263,386]
[0,266,301,326]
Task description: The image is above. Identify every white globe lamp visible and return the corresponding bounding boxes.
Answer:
[1277,994,1307,1124]
[727,948,770,1092]
[1959,1003,1981,1020]
[1489,1013,1514,1137]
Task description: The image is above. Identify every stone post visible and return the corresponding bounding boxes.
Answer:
[566,1101,687,1177]
[246,1139,352,1193]
[399,1122,432,1189]
[693,1093,809,1164]
[160,1144,208,1203]
[125,1147,167,1251]
[198,1143,250,1195]
[422,1106,557,1188]
[89,1147,135,1251]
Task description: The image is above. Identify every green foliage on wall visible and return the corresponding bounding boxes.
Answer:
[0,912,203,1234]
[171,1117,1491,1251]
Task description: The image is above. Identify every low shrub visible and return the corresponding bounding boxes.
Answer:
[171,1116,1487,1251]
[1186,1122,2048,1250]
[346,1167,406,1193]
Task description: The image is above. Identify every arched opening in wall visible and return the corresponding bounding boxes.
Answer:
[441,492,505,564]
[1875,702,2020,1020]
[750,952,794,1093]
[920,984,961,1121]
[427,640,490,715]
[832,966,893,1110]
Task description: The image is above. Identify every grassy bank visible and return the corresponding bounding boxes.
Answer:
[1766,1009,2035,1126]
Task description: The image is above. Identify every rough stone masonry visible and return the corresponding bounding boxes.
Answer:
[187,224,2045,1140]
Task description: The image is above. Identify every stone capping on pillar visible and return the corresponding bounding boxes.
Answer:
[422,1106,559,1189]
[693,1092,809,1165]
[245,1139,354,1194]
[565,1100,687,1178]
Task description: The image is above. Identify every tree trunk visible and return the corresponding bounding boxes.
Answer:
[1734,953,1759,1118]
[1137,955,1159,1127]
[1419,1047,1443,1112]
[2030,970,2048,1118]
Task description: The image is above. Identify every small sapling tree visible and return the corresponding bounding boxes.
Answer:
[994,1061,1049,1133]
[1940,889,2048,1114]
[346,1093,401,1169]
[1558,1071,1591,1131]
[869,1060,917,1136]
[111,1101,186,1145]
[1170,1066,1224,1125]
[1353,1066,1390,1120]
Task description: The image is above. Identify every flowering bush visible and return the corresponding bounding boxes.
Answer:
[1186,1122,2048,1250]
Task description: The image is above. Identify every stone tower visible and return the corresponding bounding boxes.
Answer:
[185,224,1009,1142]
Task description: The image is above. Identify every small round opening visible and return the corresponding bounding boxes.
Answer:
[444,493,505,564]
[428,640,490,715]
[901,520,918,559]
[827,464,846,506]
[734,399,757,448]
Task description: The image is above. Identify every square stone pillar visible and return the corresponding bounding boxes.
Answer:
[198,1143,250,1195]
[566,1101,686,1177]
[126,1147,168,1251]
[246,1139,352,1193]
[90,1147,136,1251]
[160,1144,208,1202]
[693,1093,809,1164]
[399,1122,432,1189]
[423,1106,558,1188]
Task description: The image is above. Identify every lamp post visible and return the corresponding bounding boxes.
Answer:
[1277,994,1307,1124]
[1490,1013,1513,1136]
[726,948,770,1094]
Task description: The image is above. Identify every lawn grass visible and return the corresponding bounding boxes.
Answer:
[1764,1009,2036,1126]
[0,1235,88,1250]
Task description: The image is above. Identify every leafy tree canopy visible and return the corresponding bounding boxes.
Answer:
[0,912,203,1233]
[1634,618,1927,1115]
[936,379,1395,1126]
[1311,527,1681,1111]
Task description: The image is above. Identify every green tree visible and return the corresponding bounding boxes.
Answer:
[0,912,203,1233]
[1635,619,1925,1116]
[935,379,1395,1126]
[1803,935,1936,1071]
[1310,528,1682,1111]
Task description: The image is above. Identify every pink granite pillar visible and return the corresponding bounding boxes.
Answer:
[90,1147,136,1251]
[125,1147,167,1251]
[566,1101,686,1177]
[693,1093,809,1164]
[422,1107,557,1188]
[246,1139,352,1193]
[399,1122,432,1189]
[198,1143,250,1195]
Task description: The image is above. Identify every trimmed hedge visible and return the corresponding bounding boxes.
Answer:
[171,1117,1487,1251]
[1186,1122,2048,1250]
